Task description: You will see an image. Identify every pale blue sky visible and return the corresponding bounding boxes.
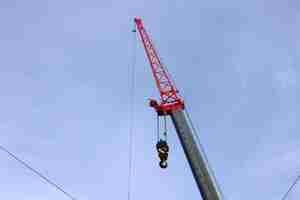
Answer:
[0,0,299,200]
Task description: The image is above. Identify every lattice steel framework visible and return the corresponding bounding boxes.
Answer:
[134,17,184,114]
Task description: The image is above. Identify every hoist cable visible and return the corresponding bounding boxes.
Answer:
[127,25,138,200]
[280,174,300,200]
[157,114,160,142]
[156,114,168,142]
[0,144,78,200]
[163,114,167,141]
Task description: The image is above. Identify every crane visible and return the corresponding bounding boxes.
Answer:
[134,17,222,200]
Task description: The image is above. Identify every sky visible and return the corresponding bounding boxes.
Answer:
[0,0,299,200]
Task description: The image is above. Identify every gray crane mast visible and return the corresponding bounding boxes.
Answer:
[171,109,221,200]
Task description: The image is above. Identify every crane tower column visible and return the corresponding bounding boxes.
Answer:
[170,109,221,200]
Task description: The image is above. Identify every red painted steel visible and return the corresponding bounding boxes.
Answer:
[134,17,184,114]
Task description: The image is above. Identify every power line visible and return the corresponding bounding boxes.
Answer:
[0,144,78,200]
[281,174,300,200]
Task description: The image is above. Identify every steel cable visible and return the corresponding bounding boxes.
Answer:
[280,174,300,200]
[0,144,78,200]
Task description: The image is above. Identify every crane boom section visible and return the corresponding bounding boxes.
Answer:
[134,18,180,105]
[170,109,222,200]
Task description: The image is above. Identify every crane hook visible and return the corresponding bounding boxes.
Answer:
[159,160,168,169]
[156,139,169,169]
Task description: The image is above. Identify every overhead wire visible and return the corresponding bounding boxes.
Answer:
[280,174,300,200]
[0,144,78,200]
[127,24,138,200]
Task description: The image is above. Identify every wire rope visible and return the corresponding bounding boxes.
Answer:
[280,174,300,200]
[0,144,78,200]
